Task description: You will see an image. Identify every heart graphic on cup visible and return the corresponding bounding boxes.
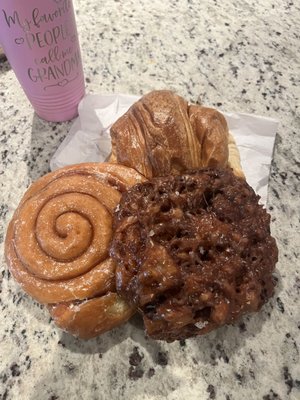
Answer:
[15,37,25,45]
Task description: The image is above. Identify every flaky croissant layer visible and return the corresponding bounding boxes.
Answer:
[110,90,244,179]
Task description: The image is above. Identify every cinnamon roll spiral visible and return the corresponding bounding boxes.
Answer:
[5,163,146,339]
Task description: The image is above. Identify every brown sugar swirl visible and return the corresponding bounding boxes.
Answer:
[110,168,278,341]
[5,163,146,339]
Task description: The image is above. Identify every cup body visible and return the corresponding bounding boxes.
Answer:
[0,0,85,122]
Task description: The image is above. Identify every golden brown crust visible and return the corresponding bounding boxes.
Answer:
[5,162,145,338]
[188,105,229,167]
[110,90,242,178]
[48,293,135,339]
[228,133,245,178]
[110,91,202,178]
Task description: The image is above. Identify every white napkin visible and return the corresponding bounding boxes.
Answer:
[50,94,278,204]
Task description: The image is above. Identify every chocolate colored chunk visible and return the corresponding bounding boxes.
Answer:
[110,168,278,341]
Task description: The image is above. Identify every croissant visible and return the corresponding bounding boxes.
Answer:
[110,90,244,179]
[5,162,146,339]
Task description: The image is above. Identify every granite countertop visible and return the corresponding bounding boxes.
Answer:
[0,0,299,399]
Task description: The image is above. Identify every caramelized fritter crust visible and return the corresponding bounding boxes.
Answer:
[110,168,278,341]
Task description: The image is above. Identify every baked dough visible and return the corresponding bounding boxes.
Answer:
[110,168,278,341]
[5,162,146,339]
[110,90,243,178]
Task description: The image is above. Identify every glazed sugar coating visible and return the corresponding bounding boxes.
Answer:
[110,168,278,341]
[5,162,146,339]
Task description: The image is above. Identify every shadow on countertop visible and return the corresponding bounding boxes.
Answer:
[25,293,283,400]
[57,313,167,360]
[55,266,283,365]
[1,262,285,400]
[12,279,280,362]
[5,266,282,400]
[0,58,10,75]
[28,113,72,182]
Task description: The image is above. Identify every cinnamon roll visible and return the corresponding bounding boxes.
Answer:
[5,162,146,339]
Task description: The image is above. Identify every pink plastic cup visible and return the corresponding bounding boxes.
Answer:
[0,0,85,122]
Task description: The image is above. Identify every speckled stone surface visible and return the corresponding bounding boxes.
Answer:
[0,0,299,399]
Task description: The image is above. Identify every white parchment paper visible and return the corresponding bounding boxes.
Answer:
[50,94,278,204]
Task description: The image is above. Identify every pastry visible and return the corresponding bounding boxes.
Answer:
[228,133,244,178]
[110,90,244,178]
[48,293,134,340]
[5,162,146,339]
[110,167,278,341]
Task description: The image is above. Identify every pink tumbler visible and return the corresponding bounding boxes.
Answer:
[0,0,85,122]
